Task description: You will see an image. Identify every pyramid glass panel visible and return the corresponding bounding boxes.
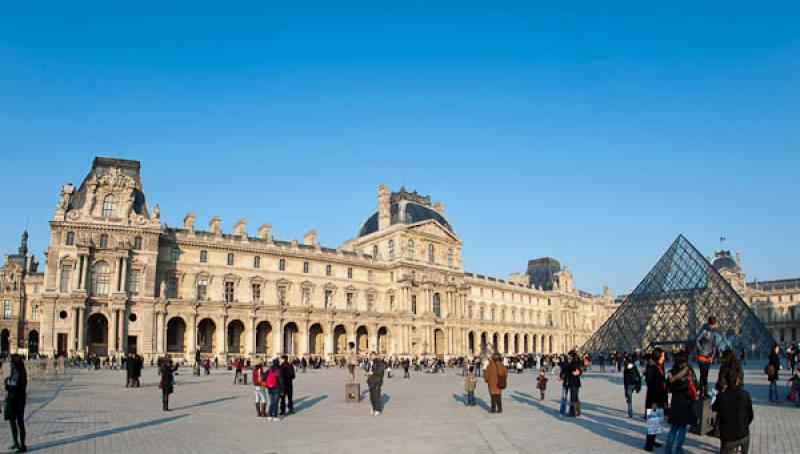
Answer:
[583,235,775,354]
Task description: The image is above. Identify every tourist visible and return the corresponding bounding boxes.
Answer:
[5,355,27,453]
[233,357,243,384]
[159,356,179,411]
[516,360,523,374]
[644,348,667,451]
[622,355,641,418]
[203,357,211,375]
[599,352,606,373]
[566,351,582,417]
[253,363,267,417]
[695,315,721,399]
[716,349,743,395]
[664,351,696,454]
[464,366,477,406]
[266,358,282,421]
[766,344,781,403]
[484,353,508,414]
[279,355,295,415]
[712,364,753,453]
[347,342,358,383]
[559,356,570,416]
[536,368,548,400]
[366,351,385,415]
[402,357,410,379]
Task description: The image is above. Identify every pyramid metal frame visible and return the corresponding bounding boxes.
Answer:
[583,235,775,354]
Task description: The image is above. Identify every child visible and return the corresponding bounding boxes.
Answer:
[465,366,477,406]
[536,368,548,400]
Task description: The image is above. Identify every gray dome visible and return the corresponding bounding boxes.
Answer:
[358,199,454,237]
[713,255,739,271]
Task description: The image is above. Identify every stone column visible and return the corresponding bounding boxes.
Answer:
[325,322,334,359]
[217,314,227,358]
[77,308,85,353]
[110,310,118,354]
[120,258,128,294]
[188,312,197,355]
[155,311,165,354]
[369,324,378,353]
[273,319,283,356]
[70,307,78,352]
[246,316,256,357]
[301,320,310,356]
[81,256,89,290]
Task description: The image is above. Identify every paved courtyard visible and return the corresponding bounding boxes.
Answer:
[3,364,795,453]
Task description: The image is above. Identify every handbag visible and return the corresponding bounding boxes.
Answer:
[646,408,664,435]
[686,370,698,401]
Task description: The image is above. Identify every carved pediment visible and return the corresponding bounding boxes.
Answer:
[98,167,137,190]
[407,220,459,242]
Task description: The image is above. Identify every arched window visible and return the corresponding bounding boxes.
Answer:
[199,250,208,263]
[91,261,110,295]
[388,240,394,259]
[447,248,454,267]
[99,234,109,248]
[170,248,180,262]
[133,236,143,250]
[227,253,234,266]
[279,258,286,271]
[407,240,414,259]
[65,231,75,246]
[428,244,435,263]
[433,293,441,317]
[372,245,378,259]
[253,256,260,268]
[101,194,117,217]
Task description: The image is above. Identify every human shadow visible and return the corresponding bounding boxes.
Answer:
[29,414,189,452]
[293,395,328,413]
[452,393,491,412]
[170,396,239,411]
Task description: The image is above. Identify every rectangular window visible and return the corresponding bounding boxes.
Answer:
[31,305,38,321]
[303,261,309,273]
[346,292,354,310]
[347,267,353,279]
[224,281,235,303]
[278,287,287,306]
[302,289,310,306]
[324,290,333,308]
[197,279,208,301]
[59,264,72,293]
[368,270,373,282]
[127,269,141,296]
[3,300,10,319]
[367,294,374,312]
[252,283,261,303]
[166,276,178,299]
[389,295,395,311]
[326,264,332,277]
[279,259,286,271]
[411,295,417,314]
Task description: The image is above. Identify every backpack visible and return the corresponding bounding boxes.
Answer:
[266,368,278,389]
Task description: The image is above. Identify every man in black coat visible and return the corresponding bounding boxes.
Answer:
[279,355,296,415]
[367,351,385,415]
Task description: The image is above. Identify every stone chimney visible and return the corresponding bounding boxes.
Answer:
[209,216,222,235]
[234,219,248,238]
[736,252,741,267]
[378,184,390,231]
[433,202,445,215]
[303,230,317,245]
[257,223,272,240]
[183,213,196,232]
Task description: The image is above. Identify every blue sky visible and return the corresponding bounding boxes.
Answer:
[1,1,798,294]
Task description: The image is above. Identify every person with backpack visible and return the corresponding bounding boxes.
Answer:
[484,353,508,414]
[265,358,283,421]
[252,363,267,417]
[766,344,782,403]
[694,315,722,399]
[664,351,697,454]
[623,355,641,418]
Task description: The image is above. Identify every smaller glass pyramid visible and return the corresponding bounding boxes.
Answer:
[583,235,775,354]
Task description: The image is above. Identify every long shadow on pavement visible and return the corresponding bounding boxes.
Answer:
[170,396,239,411]
[452,393,491,412]
[293,395,328,413]
[28,414,189,452]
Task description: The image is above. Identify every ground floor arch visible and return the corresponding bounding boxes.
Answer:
[434,328,445,357]
[283,322,299,355]
[309,323,324,355]
[468,331,476,355]
[87,313,109,357]
[197,318,216,353]
[333,325,347,354]
[356,325,369,353]
[228,319,245,354]
[28,330,39,355]
[256,321,272,355]
[166,316,187,353]
[377,326,388,355]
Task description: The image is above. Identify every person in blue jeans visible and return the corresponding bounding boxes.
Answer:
[266,358,283,421]
[767,344,781,403]
[623,356,641,418]
[558,358,569,415]
[664,351,696,454]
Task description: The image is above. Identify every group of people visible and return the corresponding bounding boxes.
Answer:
[251,355,296,421]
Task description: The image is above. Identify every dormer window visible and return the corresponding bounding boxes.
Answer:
[133,236,143,250]
[101,194,117,218]
[65,231,75,246]
[99,234,109,249]
[199,250,208,263]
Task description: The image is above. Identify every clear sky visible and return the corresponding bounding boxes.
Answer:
[1,1,798,294]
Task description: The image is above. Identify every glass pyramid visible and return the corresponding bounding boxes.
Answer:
[583,235,775,354]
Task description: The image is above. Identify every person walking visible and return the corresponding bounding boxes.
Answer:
[484,353,508,414]
[644,348,667,451]
[5,355,27,453]
[566,351,582,417]
[279,355,295,416]
[366,352,385,415]
[265,358,282,421]
[536,368,548,400]
[233,357,243,385]
[464,366,477,406]
[712,364,753,453]
[664,351,696,454]
[766,344,781,403]
[402,357,410,379]
[253,363,267,417]
[623,355,642,418]
[159,356,179,411]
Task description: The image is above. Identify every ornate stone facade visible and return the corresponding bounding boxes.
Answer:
[6,157,621,362]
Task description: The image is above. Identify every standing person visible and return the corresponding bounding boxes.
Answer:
[623,355,642,419]
[484,353,508,414]
[712,364,753,454]
[464,366,477,406]
[347,342,358,383]
[559,356,570,416]
[159,356,179,411]
[566,351,582,417]
[5,355,27,453]
[279,355,295,416]
[233,358,243,385]
[644,348,667,452]
[265,359,282,421]
[664,351,696,454]
[694,315,721,399]
[366,352,385,415]
[536,369,548,400]
[402,357,410,379]
[125,353,134,387]
[599,353,606,373]
[766,344,781,403]
[252,363,266,417]
[133,354,143,387]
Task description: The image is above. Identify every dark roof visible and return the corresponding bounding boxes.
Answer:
[747,278,800,292]
[358,197,454,237]
[68,157,149,216]
[712,256,739,271]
